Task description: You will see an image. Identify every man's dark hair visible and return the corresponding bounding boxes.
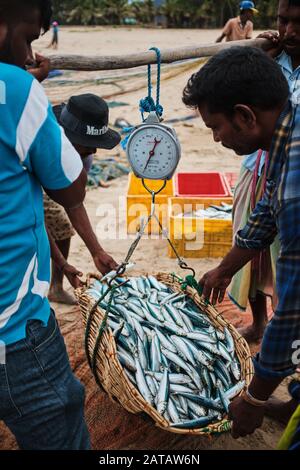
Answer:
[183,47,289,116]
[0,0,52,33]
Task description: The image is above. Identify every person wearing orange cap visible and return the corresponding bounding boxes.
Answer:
[216,1,259,43]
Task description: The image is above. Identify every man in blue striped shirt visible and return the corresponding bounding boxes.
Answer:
[0,0,115,449]
[183,47,299,440]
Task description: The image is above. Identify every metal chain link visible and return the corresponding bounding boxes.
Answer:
[118,179,196,277]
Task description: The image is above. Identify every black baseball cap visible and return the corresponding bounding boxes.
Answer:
[53,94,121,150]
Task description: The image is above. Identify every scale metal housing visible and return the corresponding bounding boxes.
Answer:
[126,112,181,181]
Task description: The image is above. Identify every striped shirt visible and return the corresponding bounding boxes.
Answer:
[0,63,83,346]
[236,99,300,378]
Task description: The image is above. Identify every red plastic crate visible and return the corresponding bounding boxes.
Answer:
[225,172,239,193]
[174,172,231,198]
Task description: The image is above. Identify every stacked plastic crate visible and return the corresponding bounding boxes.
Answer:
[126,172,236,258]
[168,173,234,259]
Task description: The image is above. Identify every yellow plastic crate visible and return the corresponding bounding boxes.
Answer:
[127,173,174,234]
[168,197,233,259]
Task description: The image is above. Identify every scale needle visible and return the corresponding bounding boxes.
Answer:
[143,138,162,171]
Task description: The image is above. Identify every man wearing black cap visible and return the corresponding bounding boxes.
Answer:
[45,93,121,304]
[216,1,258,43]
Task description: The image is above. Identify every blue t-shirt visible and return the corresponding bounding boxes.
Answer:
[243,51,300,174]
[0,63,83,346]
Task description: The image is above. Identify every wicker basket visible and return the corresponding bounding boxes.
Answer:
[75,272,254,436]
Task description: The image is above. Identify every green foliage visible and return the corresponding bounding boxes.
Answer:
[101,0,132,25]
[131,1,155,24]
[51,0,280,28]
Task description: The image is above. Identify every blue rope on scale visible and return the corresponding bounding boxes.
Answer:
[139,47,164,121]
[121,47,163,150]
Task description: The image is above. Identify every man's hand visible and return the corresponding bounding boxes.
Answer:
[93,250,118,275]
[198,246,260,304]
[257,31,282,58]
[28,53,50,83]
[62,263,84,289]
[229,396,265,439]
[199,266,232,305]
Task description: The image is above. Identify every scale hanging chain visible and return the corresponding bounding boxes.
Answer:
[119,47,192,277]
[118,180,196,278]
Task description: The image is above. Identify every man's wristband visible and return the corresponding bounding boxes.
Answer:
[242,389,267,407]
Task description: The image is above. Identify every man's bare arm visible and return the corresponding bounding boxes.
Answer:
[45,169,117,275]
[45,168,87,209]
[216,33,226,43]
[65,204,118,274]
[46,227,83,288]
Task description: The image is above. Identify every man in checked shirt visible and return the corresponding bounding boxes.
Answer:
[183,47,300,442]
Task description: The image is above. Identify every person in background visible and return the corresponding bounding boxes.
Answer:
[48,20,59,49]
[45,94,121,304]
[229,0,300,343]
[216,1,258,43]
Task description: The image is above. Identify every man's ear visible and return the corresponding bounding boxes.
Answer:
[233,104,256,129]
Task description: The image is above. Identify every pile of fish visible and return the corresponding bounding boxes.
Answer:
[176,203,233,221]
[87,274,245,430]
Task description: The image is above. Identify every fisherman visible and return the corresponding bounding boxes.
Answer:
[183,46,300,441]
[0,0,116,449]
[216,1,258,43]
[45,95,121,304]
[48,20,59,49]
[230,0,300,343]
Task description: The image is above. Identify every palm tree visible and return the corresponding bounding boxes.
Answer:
[101,0,131,25]
[159,0,184,28]
[255,0,278,28]
[131,0,155,25]
[53,0,279,27]
[66,0,103,25]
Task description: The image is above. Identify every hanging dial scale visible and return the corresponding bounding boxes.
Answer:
[116,48,195,281]
[127,114,181,181]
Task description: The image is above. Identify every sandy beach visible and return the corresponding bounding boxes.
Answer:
[0,27,293,450]
[37,26,242,278]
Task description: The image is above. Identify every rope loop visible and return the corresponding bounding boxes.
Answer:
[140,47,163,121]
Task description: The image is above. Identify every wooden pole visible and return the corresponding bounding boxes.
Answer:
[49,38,270,71]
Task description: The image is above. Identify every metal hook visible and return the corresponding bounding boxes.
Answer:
[115,279,130,290]
[107,263,128,289]
[178,260,196,278]
[142,179,167,196]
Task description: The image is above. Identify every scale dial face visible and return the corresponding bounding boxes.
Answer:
[127,124,180,180]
